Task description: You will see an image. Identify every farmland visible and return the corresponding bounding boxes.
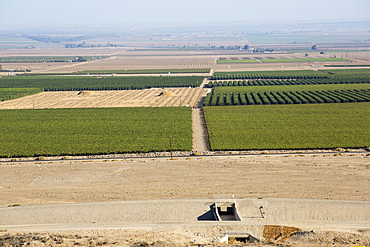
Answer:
[0,87,208,109]
[204,84,370,106]
[79,68,211,74]
[0,107,192,157]
[0,76,204,91]
[217,59,259,63]
[1,26,370,247]
[211,70,329,79]
[207,74,370,87]
[216,58,348,64]
[203,103,370,150]
[0,88,43,101]
[0,56,107,63]
[21,68,211,76]
[322,68,370,74]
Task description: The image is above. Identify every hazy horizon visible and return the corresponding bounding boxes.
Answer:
[0,0,369,28]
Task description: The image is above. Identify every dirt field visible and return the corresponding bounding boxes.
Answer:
[0,153,369,246]
[1,153,369,207]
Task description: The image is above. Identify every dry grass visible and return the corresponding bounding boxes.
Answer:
[0,88,208,109]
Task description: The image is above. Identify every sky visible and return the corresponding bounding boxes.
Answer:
[0,0,369,27]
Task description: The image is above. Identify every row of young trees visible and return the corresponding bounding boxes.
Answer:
[204,89,370,106]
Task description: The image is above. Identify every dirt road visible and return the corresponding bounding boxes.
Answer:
[192,108,210,151]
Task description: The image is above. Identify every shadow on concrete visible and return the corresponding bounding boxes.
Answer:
[197,205,216,221]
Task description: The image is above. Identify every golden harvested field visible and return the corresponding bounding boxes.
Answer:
[0,87,208,109]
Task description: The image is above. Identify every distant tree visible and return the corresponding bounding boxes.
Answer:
[311,44,317,50]
[244,45,249,50]
[0,64,2,70]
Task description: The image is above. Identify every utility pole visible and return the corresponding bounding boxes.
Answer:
[170,135,173,160]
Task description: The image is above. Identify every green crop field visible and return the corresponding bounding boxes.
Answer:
[0,76,204,91]
[208,70,370,87]
[203,103,370,150]
[321,68,370,74]
[0,88,43,101]
[204,84,370,106]
[212,83,370,93]
[0,107,192,157]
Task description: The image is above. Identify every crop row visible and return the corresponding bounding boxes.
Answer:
[204,89,370,106]
[0,76,204,91]
[211,70,370,81]
[0,107,192,158]
[203,103,370,150]
[213,70,327,78]
[207,77,370,87]
[0,88,43,101]
[320,68,370,74]
[210,74,329,80]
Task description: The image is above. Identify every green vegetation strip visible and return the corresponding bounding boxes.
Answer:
[207,77,369,87]
[217,59,259,64]
[213,84,370,93]
[321,68,370,74]
[209,71,370,85]
[0,76,204,91]
[203,103,370,150]
[0,88,43,101]
[0,107,192,157]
